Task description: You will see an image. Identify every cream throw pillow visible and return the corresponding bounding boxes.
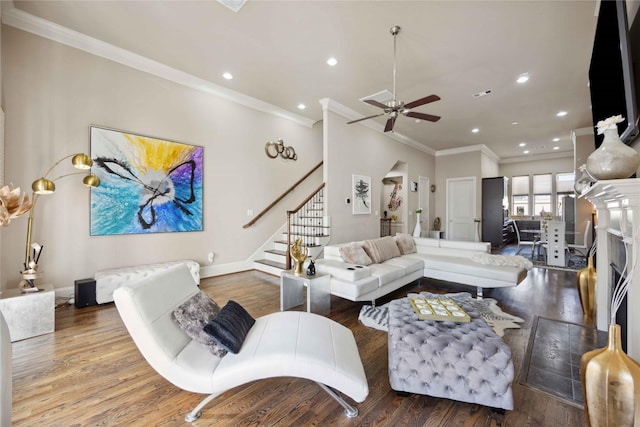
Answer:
[363,236,402,263]
[339,243,373,265]
[394,233,417,255]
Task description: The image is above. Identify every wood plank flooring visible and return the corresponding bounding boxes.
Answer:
[10,252,591,426]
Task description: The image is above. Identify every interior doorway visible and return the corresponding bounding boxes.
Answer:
[418,176,430,237]
[446,176,477,241]
[381,162,407,236]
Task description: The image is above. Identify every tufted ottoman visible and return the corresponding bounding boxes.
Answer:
[94,260,200,304]
[388,295,514,410]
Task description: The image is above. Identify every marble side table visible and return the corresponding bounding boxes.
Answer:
[0,284,55,342]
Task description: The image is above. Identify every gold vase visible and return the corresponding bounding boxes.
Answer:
[580,324,640,427]
[576,256,596,317]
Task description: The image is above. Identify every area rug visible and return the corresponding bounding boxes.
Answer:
[528,252,587,272]
[358,292,524,337]
[519,316,607,408]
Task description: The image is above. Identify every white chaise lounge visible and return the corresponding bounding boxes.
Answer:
[113,264,369,422]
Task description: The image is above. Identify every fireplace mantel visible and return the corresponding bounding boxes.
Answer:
[582,178,640,360]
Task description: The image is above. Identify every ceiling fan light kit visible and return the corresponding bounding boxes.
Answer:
[348,25,441,132]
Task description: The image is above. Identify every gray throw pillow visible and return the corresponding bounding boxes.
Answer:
[364,236,402,263]
[203,300,255,354]
[339,243,373,265]
[395,233,417,255]
[172,291,227,357]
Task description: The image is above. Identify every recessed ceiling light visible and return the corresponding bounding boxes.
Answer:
[471,128,479,133]
[519,142,527,147]
[556,111,568,117]
[415,119,421,123]
[516,73,529,84]
[327,57,338,66]
[512,121,519,125]
[553,146,560,150]
[524,150,530,154]
[222,72,233,80]
[297,103,306,110]
[552,137,560,142]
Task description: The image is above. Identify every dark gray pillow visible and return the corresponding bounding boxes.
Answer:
[172,291,227,357]
[203,300,255,354]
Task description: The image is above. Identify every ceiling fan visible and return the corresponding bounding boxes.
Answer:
[348,25,441,133]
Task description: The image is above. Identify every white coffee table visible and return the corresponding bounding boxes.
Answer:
[280,270,330,315]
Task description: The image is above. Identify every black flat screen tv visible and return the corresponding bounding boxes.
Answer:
[589,0,640,148]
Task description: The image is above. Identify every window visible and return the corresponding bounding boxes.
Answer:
[556,172,576,223]
[509,171,575,218]
[533,174,552,215]
[512,176,529,215]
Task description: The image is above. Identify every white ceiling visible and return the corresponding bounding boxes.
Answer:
[5,0,601,161]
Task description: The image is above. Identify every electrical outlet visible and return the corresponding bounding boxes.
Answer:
[247,209,254,217]
[208,252,214,263]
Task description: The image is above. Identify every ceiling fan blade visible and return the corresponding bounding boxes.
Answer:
[384,117,396,132]
[405,111,441,122]
[347,113,385,124]
[364,99,388,109]
[404,95,441,110]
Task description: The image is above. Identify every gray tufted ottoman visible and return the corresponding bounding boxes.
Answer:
[388,295,514,410]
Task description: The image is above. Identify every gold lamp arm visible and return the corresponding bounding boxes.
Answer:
[23,153,98,267]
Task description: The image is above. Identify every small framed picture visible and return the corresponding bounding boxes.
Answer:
[352,175,371,215]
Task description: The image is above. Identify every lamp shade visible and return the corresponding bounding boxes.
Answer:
[31,178,55,194]
[82,174,100,188]
[72,154,93,170]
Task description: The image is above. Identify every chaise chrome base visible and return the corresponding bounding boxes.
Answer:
[184,383,359,422]
[316,382,359,418]
[185,392,221,422]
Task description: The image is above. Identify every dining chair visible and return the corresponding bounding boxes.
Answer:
[514,221,535,256]
[568,220,591,257]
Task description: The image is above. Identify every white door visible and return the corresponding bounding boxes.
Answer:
[418,176,430,237]
[446,177,476,241]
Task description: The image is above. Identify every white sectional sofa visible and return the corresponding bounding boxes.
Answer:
[315,235,530,303]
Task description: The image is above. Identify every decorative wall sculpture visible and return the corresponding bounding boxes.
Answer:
[264,139,297,160]
[90,126,203,236]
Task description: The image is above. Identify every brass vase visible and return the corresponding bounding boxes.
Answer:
[580,324,640,426]
[576,256,596,317]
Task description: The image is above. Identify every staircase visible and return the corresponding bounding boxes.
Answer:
[255,185,330,275]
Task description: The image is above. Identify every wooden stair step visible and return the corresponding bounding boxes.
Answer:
[265,249,286,256]
[254,259,287,270]
[274,240,321,247]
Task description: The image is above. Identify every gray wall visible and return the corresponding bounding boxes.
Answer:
[0,25,323,290]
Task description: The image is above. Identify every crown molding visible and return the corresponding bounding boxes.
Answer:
[319,98,436,155]
[435,144,500,163]
[499,150,573,164]
[1,4,316,129]
[573,126,595,137]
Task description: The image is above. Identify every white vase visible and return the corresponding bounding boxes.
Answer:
[413,213,421,237]
[586,128,640,180]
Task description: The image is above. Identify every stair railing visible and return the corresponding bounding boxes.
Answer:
[242,161,322,229]
[286,183,326,268]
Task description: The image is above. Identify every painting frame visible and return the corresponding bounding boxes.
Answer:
[89,126,204,236]
[352,174,372,215]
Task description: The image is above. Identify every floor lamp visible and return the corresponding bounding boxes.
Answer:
[21,153,100,290]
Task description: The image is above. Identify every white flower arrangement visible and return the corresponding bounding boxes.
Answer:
[596,115,624,135]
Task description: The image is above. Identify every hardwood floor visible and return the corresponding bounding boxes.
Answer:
[10,250,592,426]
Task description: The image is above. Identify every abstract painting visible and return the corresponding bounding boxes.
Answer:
[90,126,203,236]
[352,174,371,215]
